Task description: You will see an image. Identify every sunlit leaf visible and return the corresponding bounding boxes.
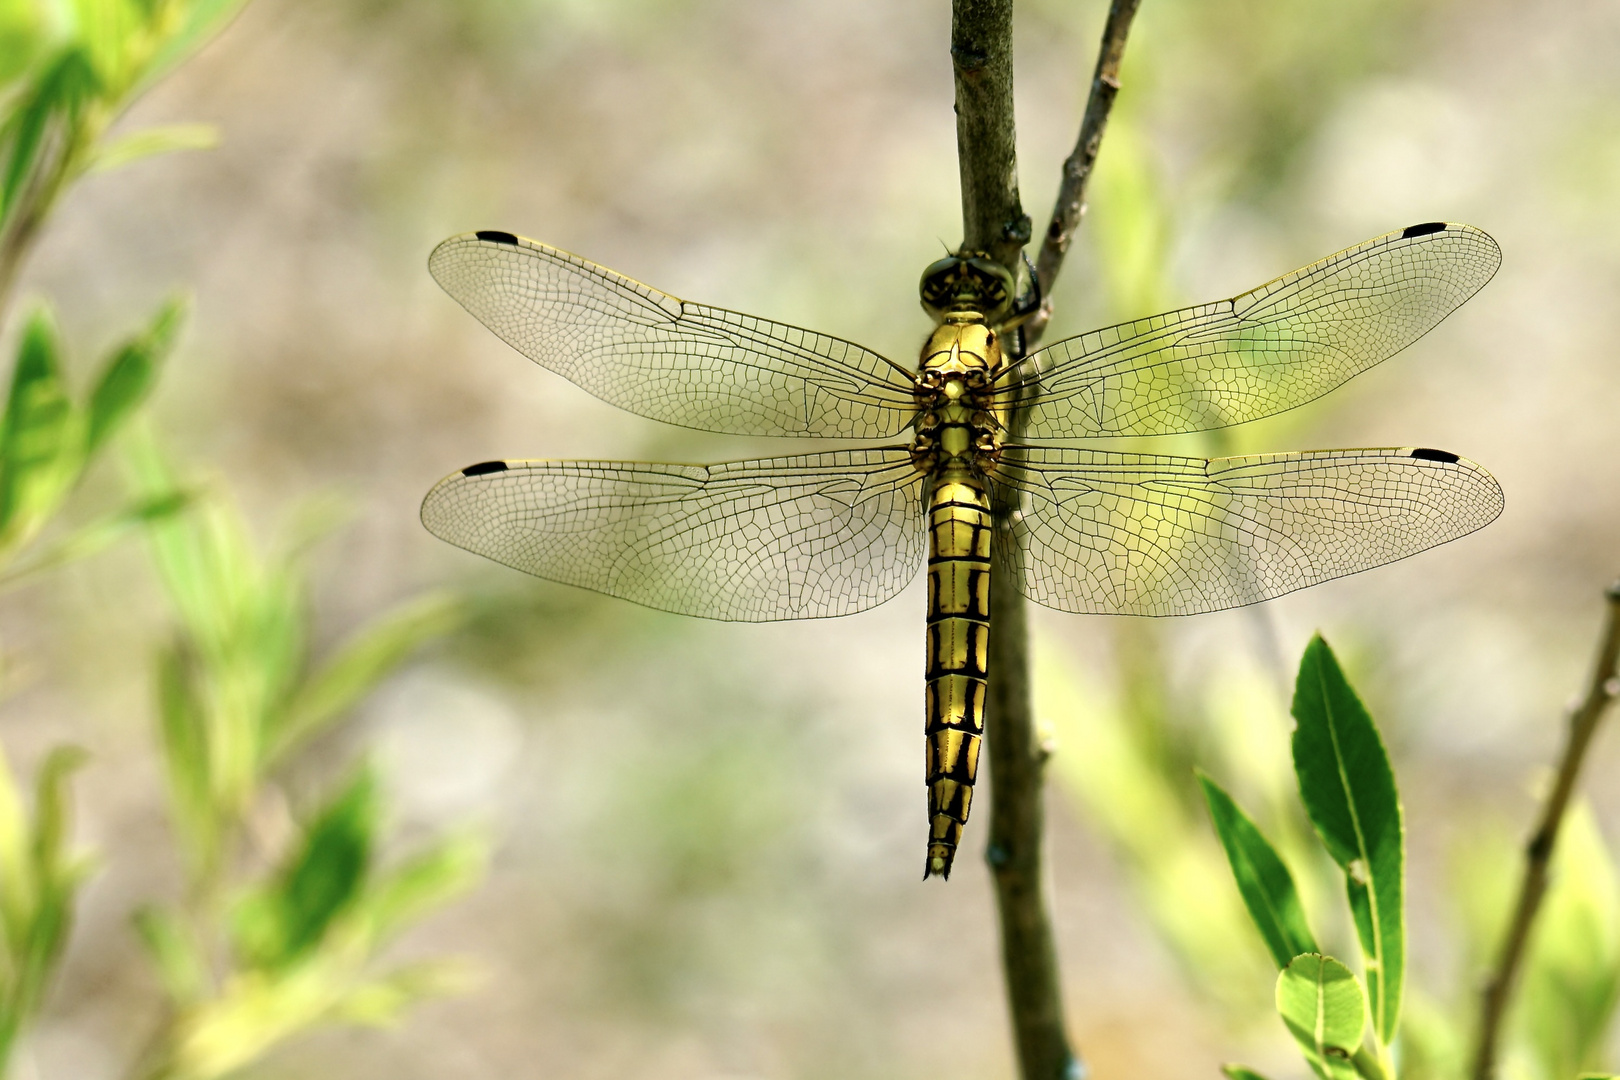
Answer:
[0,488,191,590]
[134,904,209,1004]
[1518,803,1620,1080]
[1276,953,1365,1080]
[142,0,252,89]
[236,770,377,970]
[271,592,467,764]
[0,738,31,953]
[156,640,213,855]
[1221,1066,1274,1080]
[85,296,186,455]
[1292,635,1404,1044]
[1199,770,1318,969]
[360,830,487,946]
[330,958,478,1026]
[0,46,97,221]
[90,121,217,173]
[0,307,78,546]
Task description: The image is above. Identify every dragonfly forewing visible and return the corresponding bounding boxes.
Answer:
[1002,222,1501,439]
[429,232,920,439]
[421,449,927,621]
[993,445,1502,616]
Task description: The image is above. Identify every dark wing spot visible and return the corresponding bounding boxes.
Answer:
[1402,221,1447,238]
[1410,447,1459,463]
[475,230,520,245]
[462,460,510,476]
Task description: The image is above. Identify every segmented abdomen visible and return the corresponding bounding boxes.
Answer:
[924,469,992,878]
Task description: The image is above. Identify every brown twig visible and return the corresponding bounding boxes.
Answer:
[1026,0,1144,347]
[950,4,1074,1078]
[1471,580,1620,1080]
[951,3,1150,1078]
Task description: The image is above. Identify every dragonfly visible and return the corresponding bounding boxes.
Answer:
[421,221,1502,879]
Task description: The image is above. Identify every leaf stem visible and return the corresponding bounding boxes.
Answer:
[1470,580,1620,1080]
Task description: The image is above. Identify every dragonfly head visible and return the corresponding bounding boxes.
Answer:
[919,253,1016,324]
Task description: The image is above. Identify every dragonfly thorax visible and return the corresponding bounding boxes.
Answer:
[911,314,1005,476]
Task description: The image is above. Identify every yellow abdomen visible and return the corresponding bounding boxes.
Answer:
[923,467,992,878]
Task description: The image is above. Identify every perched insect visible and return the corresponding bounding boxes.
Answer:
[421,222,1502,879]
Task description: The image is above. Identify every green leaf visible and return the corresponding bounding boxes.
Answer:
[141,0,253,89]
[0,46,97,221]
[1276,953,1365,1080]
[133,904,209,1003]
[1291,635,1404,1044]
[85,296,186,456]
[270,592,467,763]
[156,640,213,857]
[361,830,487,946]
[1199,770,1318,969]
[89,122,217,173]
[1518,803,1620,1080]
[0,307,78,546]
[237,769,378,970]
[0,489,190,590]
[1221,1067,1274,1080]
[330,958,478,1026]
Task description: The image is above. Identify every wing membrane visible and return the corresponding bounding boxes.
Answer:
[994,446,1501,616]
[1002,223,1500,438]
[429,232,918,438]
[421,449,926,621]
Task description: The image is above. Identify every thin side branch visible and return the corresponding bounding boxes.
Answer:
[1026,0,1144,347]
[1471,580,1620,1080]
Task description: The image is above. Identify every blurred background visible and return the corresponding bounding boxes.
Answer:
[5,0,1620,1077]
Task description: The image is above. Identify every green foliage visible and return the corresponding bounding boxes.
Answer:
[1276,954,1365,1080]
[0,744,92,1069]
[1199,770,1317,970]
[1512,805,1620,1080]
[128,441,481,1080]
[1204,635,1406,1079]
[0,299,188,582]
[1291,635,1405,1045]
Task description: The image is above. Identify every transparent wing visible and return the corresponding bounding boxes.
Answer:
[421,449,926,622]
[993,446,1502,616]
[1001,222,1500,438]
[429,231,918,438]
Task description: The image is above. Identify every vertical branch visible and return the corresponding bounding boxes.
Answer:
[1471,581,1620,1080]
[951,0,1032,265]
[950,4,1144,1079]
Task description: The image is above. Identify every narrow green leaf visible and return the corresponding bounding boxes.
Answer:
[89,122,217,173]
[361,830,488,946]
[141,0,252,88]
[0,46,96,221]
[239,769,377,969]
[1221,1067,1274,1080]
[1276,953,1365,1080]
[12,746,91,1025]
[85,297,186,456]
[0,738,31,953]
[0,489,190,589]
[133,904,208,1003]
[1291,635,1405,1043]
[1519,803,1620,1080]
[270,592,467,763]
[330,958,478,1026]
[156,641,212,855]
[0,307,78,543]
[1199,770,1318,969]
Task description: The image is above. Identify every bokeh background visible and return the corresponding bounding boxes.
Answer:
[8,0,1620,1076]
